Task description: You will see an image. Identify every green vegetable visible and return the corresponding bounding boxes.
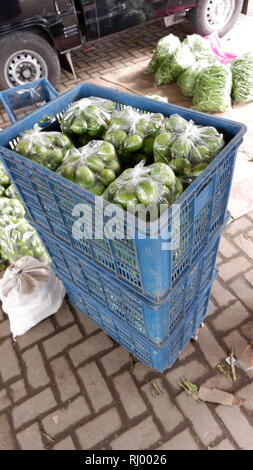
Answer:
[136,179,160,205]
[153,132,173,163]
[123,135,143,153]
[165,114,188,133]
[113,191,139,209]
[147,34,181,74]
[189,163,208,176]
[58,140,120,194]
[15,129,73,171]
[104,129,127,148]
[193,64,232,112]
[4,184,18,199]
[0,185,5,197]
[168,158,191,176]
[177,60,209,97]
[231,52,253,104]
[170,137,192,159]
[142,136,155,157]
[0,162,10,187]
[182,35,215,63]
[150,162,176,187]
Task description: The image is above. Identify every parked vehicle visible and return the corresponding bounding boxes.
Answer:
[0,0,246,89]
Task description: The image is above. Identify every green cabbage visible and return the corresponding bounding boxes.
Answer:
[193,64,232,112]
[231,52,253,104]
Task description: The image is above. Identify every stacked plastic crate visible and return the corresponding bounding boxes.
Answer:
[0,83,246,371]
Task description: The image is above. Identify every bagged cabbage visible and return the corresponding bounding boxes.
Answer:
[147,34,181,74]
[155,44,195,86]
[177,60,209,97]
[193,64,232,112]
[103,161,180,209]
[231,52,253,104]
[182,34,215,63]
[15,128,73,171]
[61,97,116,137]
[57,140,120,195]
[153,114,225,169]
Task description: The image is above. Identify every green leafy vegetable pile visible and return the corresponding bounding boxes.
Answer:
[231,52,253,104]
[193,64,232,112]
[147,34,181,74]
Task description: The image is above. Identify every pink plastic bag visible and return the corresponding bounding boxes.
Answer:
[204,32,237,64]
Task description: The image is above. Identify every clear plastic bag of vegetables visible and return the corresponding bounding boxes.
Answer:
[103,161,183,211]
[155,44,195,86]
[153,114,225,171]
[177,60,209,97]
[0,218,50,264]
[15,127,73,171]
[0,161,10,187]
[104,107,141,149]
[231,52,253,104]
[147,34,181,74]
[105,109,164,166]
[60,97,117,138]
[0,198,25,229]
[182,34,215,63]
[57,140,120,195]
[193,63,232,112]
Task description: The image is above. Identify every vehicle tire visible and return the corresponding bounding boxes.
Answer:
[189,0,243,37]
[0,31,61,89]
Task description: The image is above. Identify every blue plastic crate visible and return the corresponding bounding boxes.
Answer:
[65,278,212,371]
[0,83,246,301]
[0,79,58,123]
[32,222,220,345]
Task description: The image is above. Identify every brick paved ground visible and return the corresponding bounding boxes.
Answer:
[0,18,253,451]
[0,211,253,450]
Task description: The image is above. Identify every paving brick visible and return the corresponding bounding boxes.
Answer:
[8,379,26,403]
[202,373,232,391]
[179,342,195,360]
[219,237,239,258]
[17,423,44,450]
[216,406,253,450]
[100,347,130,375]
[218,256,252,281]
[76,310,99,335]
[111,417,161,450]
[0,414,16,450]
[223,330,252,368]
[13,388,57,429]
[157,429,200,450]
[0,339,20,383]
[0,304,5,321]
[166,360,209,392]
[22,345,49,389]
[197,326,225,368]
[50,356,80,402]
[0,388,11,411]
[227,217,252,235]
[53,436,76,450]
[43,325,82,359]
[114,371,146,419]
[212,301,249,332]
[234,232,253,257]
[78,362,113,412]
[237,383,253,411]
[211,280,235,307]
[76,408,121,449]
[69,332,113,367]
[130,360,152,383]
[43,396,90,437]
[55,300,74,327]
[0,320,10,338]
[142,379,183,433]
[213,439,236,450]
[244,269,253,286]
[230,278,253,311]
[17,319,55,349]
[176,392,222,446]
